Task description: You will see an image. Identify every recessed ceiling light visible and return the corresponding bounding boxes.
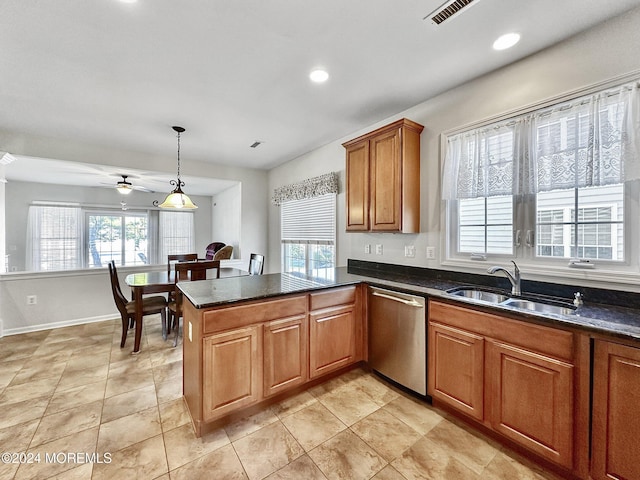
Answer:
[309,69,329,83]
[493,32,520,50]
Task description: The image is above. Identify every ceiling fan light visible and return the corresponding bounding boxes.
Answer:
[116,184,133,195]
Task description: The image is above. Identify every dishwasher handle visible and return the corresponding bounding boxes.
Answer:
[371,290,424,308]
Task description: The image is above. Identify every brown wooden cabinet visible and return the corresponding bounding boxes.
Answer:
[591,339,640,480]
[343,118,423,233]
[203,325,262,421]
[183,286,364,436]
[309,285,363,378]
[428,300,585,472]
[263,314,308,397]
[429,321,484,421]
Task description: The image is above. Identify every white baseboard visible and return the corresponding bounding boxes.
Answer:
[1,314,118,337]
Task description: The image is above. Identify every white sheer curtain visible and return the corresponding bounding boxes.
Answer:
[26,205,82,271]
[442,81,640,200]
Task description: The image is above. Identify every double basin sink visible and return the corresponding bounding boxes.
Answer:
[446,286,576,316]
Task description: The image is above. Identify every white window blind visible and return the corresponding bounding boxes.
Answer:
[159,211,195,259]
[281,194,336,245]
[26,205,82,271]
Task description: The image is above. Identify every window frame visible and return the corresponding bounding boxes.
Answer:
[441,74,640,280]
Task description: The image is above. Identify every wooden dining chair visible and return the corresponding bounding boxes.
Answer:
[167,259,221,347]
[167,253,198,273]
[248,253,265,275]
[108,261,167,348]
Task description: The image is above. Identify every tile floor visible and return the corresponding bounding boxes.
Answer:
[0,315,564,480]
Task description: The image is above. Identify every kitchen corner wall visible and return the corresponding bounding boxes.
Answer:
[267,6,640,281]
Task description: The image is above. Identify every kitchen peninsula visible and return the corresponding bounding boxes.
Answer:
[178,263,640,479]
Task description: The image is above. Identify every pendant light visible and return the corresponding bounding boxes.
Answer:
[116,175,133,195]
[158,126,198,209]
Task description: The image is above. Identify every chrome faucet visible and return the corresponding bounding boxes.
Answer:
[488,261,521,296]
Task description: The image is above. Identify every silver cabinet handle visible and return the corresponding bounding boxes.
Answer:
[371,291,424,308]
[514,229,521,247]
[525,229,535,247]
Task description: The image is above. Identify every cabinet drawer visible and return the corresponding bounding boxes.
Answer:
[429,300,574,361]
[204,295,307,334]
[310,286,356,311]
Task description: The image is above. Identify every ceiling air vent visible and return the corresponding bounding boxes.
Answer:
[425,0,480,25]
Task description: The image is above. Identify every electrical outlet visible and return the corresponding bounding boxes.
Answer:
[426,246,436,259]
[375,244,383,255]
[26,295,37,305]
[405,245,415,258]
[364,244,371,254]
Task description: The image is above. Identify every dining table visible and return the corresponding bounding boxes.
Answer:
[124,267,248,354]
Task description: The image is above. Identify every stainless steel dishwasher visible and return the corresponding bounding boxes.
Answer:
[368,286,426,396]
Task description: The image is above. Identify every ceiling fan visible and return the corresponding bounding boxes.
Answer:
[102,174,154,195]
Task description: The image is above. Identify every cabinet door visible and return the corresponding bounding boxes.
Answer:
[428,322,484,421]
[263,315,308,397]
[203,325,262,421]
[309,305,356,378]
[370,128,401,231]
[486,340,573,469]
[592,340,640,480]
[345,141,370,231]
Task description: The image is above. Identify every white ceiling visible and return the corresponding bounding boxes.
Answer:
[2,0,640,193]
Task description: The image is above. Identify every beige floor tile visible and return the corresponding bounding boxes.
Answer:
[57,364,109,391]
[0,395,50,430]
[97,406,162,453]
[316,381,381,426]
[45,462,94,479]
[482,450,561,480]
[150,344,183,367]
[424,419,499,474]
[351,408,422,462]
[92,434,168,480]
[15,426,99,480]
[0,375,60,405]
[169,443,247,480]
[108,353,153,376]
[31,339,76,357]
[348,373,401,406]
[281,402,346,451]
[31,399,103,447]
[158,397,190,432]
[163,422,230,471]
[265,454,327,480]
[308,429,387,480]
[46,380,107,415]
[272,390,318,419]
[234,421,304,480]
[0,419,40,480]
[371,464,407,479]
[225,406,280,442]
[64,350,111,373]
[152,358,182,383]
[383,394,444,435]
[9,360,67,386]
[104,367,155,398]
[101,384,158,423]
[392,436,480,480]
[155,376,183,404]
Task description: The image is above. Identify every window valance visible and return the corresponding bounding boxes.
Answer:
[272,172,338,206]
[442,81,640,200]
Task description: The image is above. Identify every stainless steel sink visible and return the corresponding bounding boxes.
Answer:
[501,298,575,316]
[446,287,575,316]
[451,288,509,303]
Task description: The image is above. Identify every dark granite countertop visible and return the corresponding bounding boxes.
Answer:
[178,265,640,344]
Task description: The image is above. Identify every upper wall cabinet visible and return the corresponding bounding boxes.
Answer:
[342,118,424,233]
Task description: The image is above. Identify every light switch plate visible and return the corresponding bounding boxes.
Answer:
[426,246,436,259]
[188,321,193,342]
[364,244,371,254]
[405,246,415,258]
[375,244,383,255]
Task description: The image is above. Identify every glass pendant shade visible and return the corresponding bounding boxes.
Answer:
[159,126,198,209]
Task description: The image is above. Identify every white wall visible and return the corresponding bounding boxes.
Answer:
[267,7,640,284]
[212,183,243,260]
[0,130,268,334]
